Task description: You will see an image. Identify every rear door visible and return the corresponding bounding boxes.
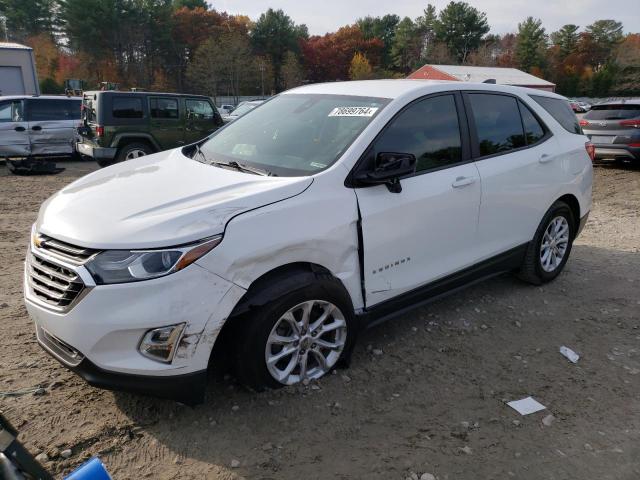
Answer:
[0,99,29,157]
[184,98,221,144]
[26,98,81,156]
[149,96,184,149]
[466,92,561,258]
[355,92,482,306]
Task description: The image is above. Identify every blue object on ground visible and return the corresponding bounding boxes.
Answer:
[64,458,111,480]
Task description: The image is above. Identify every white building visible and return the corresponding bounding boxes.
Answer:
[0,42,40,96]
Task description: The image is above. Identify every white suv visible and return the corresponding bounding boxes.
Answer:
[24,80,593,404]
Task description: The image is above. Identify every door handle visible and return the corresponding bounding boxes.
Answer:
[539,153,553,164]
[452,176,476,188]
[31,126,42,131]
[14,126,26,132]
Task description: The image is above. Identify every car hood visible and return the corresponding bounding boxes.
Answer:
[36,149,312,249]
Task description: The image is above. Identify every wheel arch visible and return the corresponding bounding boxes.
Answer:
[207,262,354,371]
[111,134,160,152]
[555,193,581,231]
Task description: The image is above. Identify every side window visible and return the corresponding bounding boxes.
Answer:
[186,99,214,120]
[112,97,144,118]
[469,94,525,156]
[150,97,179,119]
[28,100,77,121]
[372,94,462,172]
[0,102,13,122]
[530,95,581,134]
[519,101,546,145]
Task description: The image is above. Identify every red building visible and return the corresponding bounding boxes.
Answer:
[408,64,555,92]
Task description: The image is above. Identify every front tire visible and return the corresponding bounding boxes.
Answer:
[518,201,576,285]
[234,274,357,390]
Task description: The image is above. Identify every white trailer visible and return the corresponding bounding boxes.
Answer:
[0,42,40,96]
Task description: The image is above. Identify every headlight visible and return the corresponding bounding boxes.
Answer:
[86,236,222,285]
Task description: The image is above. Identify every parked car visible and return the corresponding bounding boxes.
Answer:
[0,95,81,160]
[76,91,224,167]
[577,101,591,111]
[579,100,640,162]
[24,80,593,404]
[223,100,263,123]
[219,104,235,116]
[569,101,586,113]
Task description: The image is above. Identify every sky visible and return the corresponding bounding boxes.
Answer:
[215,0,640,36]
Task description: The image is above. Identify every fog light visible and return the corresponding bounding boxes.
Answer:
[139,323,185,363]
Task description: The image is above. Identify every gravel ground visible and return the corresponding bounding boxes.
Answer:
[1,160,639,480]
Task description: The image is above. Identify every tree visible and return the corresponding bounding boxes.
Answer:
[301,25,382,83]
[186,30,254,100]
[415,4,438,61]
[357,14,399,69]
[612,34,640,95]
[584,19,624,68]
[435,2,489,63]
[349,52,372,80]
[551,24,580,58]
[281,50,305,90]
[251,8,307,92]
[391,17,421,72]
[515,17,547,72]
[0,0,54,42]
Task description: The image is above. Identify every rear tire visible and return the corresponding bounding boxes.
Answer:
[115,142,153,164]
[233,273,357,391]
[518,201,576,285]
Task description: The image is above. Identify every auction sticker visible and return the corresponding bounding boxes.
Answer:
[328,106,379,117]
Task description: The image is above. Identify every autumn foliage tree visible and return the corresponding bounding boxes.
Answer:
[301,25,383,83]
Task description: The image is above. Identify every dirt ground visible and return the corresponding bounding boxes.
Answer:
[1,160,639,480]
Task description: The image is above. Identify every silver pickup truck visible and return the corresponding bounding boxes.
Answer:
[0,95,81,160]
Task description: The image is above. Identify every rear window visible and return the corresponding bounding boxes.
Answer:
[82,96,96,122]
[28,99,81,121]
[584,104,640,120]
[112,97,144,118]
[530,95,581,134]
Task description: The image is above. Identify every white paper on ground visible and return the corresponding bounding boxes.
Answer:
[560,346,580,363]
[507,397,547,415]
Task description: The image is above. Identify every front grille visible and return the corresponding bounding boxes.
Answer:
[36,234,97,264]
[28,254,85,309]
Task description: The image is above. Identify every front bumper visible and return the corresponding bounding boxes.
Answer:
[76,142,117,160]
[24,244,246,401]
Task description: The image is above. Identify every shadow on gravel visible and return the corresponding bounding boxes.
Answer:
[109,244,640,479]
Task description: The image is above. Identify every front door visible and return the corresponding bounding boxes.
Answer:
[149,96,184,150]
[354,93,482,307]
[184,98,217,144]
[0,99,29,157]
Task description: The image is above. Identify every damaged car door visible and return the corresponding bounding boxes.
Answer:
[26,98,81,157]
[0,99,29,158]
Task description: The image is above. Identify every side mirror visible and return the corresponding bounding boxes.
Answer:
[354,152,416,193]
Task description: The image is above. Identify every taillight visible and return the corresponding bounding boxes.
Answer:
[579,119,589,127]
[628,143,640,147]
[95,126,104,137]
[619,119,640,128]
[585,142,596,161]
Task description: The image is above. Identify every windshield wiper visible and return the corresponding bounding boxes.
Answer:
[191,145,275,176]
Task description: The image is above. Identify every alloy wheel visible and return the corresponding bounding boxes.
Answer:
[265,300,347,385]
[125,149,147,160]
[540,216,570,273]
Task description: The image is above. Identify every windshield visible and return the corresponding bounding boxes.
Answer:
[585,104,640,120]
[198,94,389,176]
